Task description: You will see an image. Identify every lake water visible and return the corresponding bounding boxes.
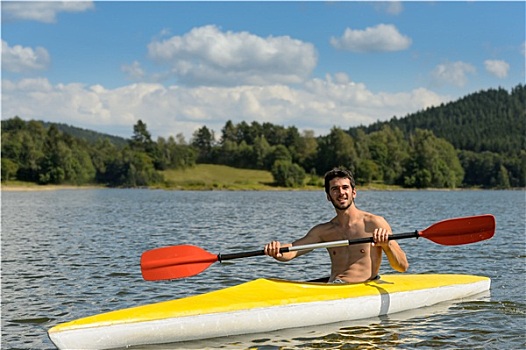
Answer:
[1,189,525,349]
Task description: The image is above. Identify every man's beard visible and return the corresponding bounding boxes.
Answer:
[330,196,354,211]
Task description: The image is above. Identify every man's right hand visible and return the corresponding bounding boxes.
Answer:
[264,241,283,258]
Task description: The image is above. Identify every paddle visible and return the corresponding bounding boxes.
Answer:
[141,214,495,281]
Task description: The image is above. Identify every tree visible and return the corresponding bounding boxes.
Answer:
[1,121,46,182]
[92,138,120,185]
[355,159,380,185]
[192,126,215,162]
[495,165,511,189]
[403,129,464,188]
[130,119,153,150]
[37,125,96,185]
[69,145,96,185]
[459,150,513,189]
[129,120,164,169]
[236,121,252,145]
[236,141,255,168]
[126,151,162,187]
[267,144,292,168]
[296,130,318,172]
[316,127,358,174]
[1,158,19,182]
[38,125,69,184]
[271,160,306,187]
[220,120,237,145]
[367,126,409,185]
[253,135,271,169]
[107,148,162,187]
[284,126,302,163]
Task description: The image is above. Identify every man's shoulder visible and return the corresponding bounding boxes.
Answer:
[309,220,338,235]
[313,220,336,230]
[361,211,386,225]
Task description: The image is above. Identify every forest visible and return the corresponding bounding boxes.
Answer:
[2,84,525,189]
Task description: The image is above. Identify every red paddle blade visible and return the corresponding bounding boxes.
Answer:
[141,245,218,281]
[419,214,495,245]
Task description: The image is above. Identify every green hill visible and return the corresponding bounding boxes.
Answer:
[349,85,525,156]
[41,121,128,147]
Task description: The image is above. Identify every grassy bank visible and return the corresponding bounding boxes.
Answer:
[1,165,291,191]
[156,164,273,190]
[157,164,316,190]
[0,165,276,191]
[1,181,104,191]
[2,164,406,191]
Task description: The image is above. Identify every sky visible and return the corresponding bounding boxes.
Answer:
[2,1,525,141]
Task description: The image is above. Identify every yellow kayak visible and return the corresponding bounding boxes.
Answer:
[48,274,490,349]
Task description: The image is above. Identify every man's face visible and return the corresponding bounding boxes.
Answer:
[327,177,356,211]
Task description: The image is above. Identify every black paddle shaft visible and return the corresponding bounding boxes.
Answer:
[217,231,419,262]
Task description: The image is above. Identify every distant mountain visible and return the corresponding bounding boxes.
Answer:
[41,121,128,148]
[348,84,525,156]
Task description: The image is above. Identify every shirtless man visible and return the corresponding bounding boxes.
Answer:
[264,167,409,283]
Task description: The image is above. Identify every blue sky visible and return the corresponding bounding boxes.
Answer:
[2,1,524,141]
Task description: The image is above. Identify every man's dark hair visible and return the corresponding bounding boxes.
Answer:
[324,167,356,194]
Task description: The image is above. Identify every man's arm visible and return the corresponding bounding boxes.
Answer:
[371,217,409,272]
[264,225,324,262]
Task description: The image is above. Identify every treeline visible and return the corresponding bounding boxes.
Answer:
[1,119,196,187]
[350,85,525,155]
[348,84,525,188]
[2,85,524,189]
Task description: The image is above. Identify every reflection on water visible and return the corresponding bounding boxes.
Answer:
[1,189,525,349]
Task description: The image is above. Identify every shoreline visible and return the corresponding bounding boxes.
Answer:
[1,184,105,192]
[2,183,521,192]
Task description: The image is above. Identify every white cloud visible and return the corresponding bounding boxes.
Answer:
[431,61,476,87]
[2,76,448,141]
[330,24,411,53]
[374,1,403,15]
[146,25,318,86]
[1,40,50,73]
[2,1,94,23]
[121,61,146,81]
[484,60,509,78]
[331,72,351,84]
